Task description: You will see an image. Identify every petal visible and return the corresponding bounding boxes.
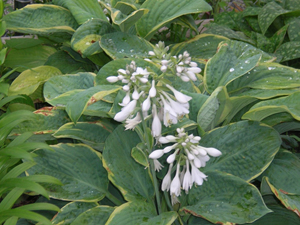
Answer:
[149,149,164,159]
[166,84,192,104]
[106,76,119,83]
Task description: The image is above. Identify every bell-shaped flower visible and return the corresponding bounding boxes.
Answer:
[149,149,164,159]
[191,163,207,186]
[182,160,193,193]
[166,84,192,104]
[131,87,139,100]
[119,92,130,107]
[163,143,178,153]
[142,95,151,112]
[170,164,181,197]
[114,100,137,122]
[149,80,156,97]
[153,159,163,171]
[203,147,222,157]
[125,112,141,130]
[159,135,177,144]
[106,76,119,83]
[162,164,173,191]
[151,105,161,137]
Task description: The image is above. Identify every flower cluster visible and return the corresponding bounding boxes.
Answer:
[149,128,222,204]
[147,41,201,82]
[106,43,202,138]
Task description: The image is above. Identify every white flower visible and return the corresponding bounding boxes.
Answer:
[148,51,155,56]
[132,67,150,77]
[166,84,192,104]
[118,69,127,75]
[114,100,137,122]
[149,80,156,97]
[191,163,207,186]
[162,164,173,191]
[142,95,151,112]
[125,113,141,130]
[149,149,164,159]
[131,87,139,100]
[170,164,181,197]
[182,160,193,193]
[159,135,177,144]
[203,147,222,157]
[119,92,130,106]
[153,159,163,171]
[163,143,178,153]
[151,104,161,137]
[160,65,167,72]
[106,76,119,83]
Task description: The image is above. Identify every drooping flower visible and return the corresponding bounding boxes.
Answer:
[149,128,222,202]
[170,163,181,197]
[161,164,173,191]
[114,100,137,122]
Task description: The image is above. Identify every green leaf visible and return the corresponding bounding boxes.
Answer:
[44,50,95,74]
[3,4,78,34]
[201,121,281,181]
[110,8,149,32]
[71,206,114,225]
[243,91,300,121]
[0,209,52,225]
[136,0,212,40]
[0,47,6,65]
[0,110,37,146]
[265,177,300,217]
[10,107,71,141]
[71,19,116,57]
[203,23,256,45]
[258,2,290,35]
[288,17,300,42]
[204,40,265,94]
[275,41,300,62]
[100,32,153,59]
[105,201,156,225]
[51,202,98,225]
[53,0,107,24]
[197,86,231,131]
[170,34,228,62]
[4,45,57,73]
[26,143,109,201]
[0,178,48,198]
[44,72,95,106]
[183,91,208,123]
[65,85,121,123]
[262,150,300,194]
[131,146,148,167]
[227,63,300,93]
[53,121,113,151]
[251,196,300,224]
[102,126,154,201]
[8,66,62,96]
[181,171,271,224]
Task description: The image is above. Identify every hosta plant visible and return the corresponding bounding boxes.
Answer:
[1,0,300,224]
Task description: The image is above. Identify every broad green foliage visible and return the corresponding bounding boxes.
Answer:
[3,4,78,34]
[102,126,154,202]
[182,171,271,224]
[135,0,212,39]
[26,143,109,201]
[204,0,300,65]
[3,0,300,224]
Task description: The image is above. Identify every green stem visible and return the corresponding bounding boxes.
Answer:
[140,111,162,214]
[105,191,123,206]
